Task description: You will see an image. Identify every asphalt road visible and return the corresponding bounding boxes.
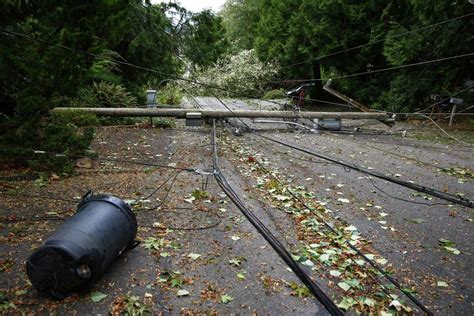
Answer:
[0,98,472,314]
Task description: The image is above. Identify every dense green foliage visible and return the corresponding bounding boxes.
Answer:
[157,84,183,106]
[222,0,473,111]
[0,0,226,172]
[182,10,228,69]
[221,0,259,52]
[1,0,472,171]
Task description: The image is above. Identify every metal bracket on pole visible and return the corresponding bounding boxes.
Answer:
[185,112,203,127]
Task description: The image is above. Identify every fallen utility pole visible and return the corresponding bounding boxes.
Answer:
[52,107,389,120]
[323,80,394,127]
[323,79,372,112]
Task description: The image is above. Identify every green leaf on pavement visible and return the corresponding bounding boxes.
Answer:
[90,291,108,303]
[220,294,233,304]
[444,246,460,255]
[337,297,357,310]
[338,282,351,292]
[176,289,189,297]
[188,253,201,260]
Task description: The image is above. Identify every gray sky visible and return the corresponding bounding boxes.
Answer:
[151,0,226,13]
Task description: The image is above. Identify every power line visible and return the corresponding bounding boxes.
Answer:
[243,137,452,207]
[213,119,433,314]
[0,145,196,172]
[210,121,343,315]
[209,92,473,208]
[284,12,474,68]
[217,117,434,313]
[2,26,464,114]
[245,144,434,315]
[214,168,343,315]
[136,169,186,213]
[273,52,474,83]
[259,134,473,208]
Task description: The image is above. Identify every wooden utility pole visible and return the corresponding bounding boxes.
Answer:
[323,79,372,112]
[52,107,390,120]
[323,80,393,126]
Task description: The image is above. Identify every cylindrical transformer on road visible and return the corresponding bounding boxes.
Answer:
[26,194,138,299]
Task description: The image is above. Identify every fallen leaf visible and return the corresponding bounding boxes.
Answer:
[338,282,351,291]
[437,281,448,287]
[188,253,201,260]
[184,196,196,204]
[363,297,376,307]
[408,218,425,224]
[176,289,190,297]
[444,246,460,255]
[337,297,357,310]
[90,291,108,303]
[376,258,388,265]
[220,294,233,304]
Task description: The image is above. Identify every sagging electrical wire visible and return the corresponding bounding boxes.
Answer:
[238,139,434,315]
[262,134,474,208]
[0,145,196,172]
[260,134,473,208]
[210,120,344,315]
[135,169,186,213]
[271,52,474,83]
[1,26,468,119]
[210,91,473,208]
[415,113,473,146]
[283,12,474,68]
[140,207,222,231]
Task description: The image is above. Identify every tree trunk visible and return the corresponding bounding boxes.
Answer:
[310,61,325,105]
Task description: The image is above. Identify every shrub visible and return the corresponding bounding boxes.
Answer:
[75,82,138,108]
[157,85,183,106]
[50,110,100,127]
[153,118,176,128]
[262,88,285,100]
[68,82,140,125]
[0,113,95,174]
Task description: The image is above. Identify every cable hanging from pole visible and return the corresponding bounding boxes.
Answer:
[211,119,343,315]
[210,94,473,209]
[241,145,434,315]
